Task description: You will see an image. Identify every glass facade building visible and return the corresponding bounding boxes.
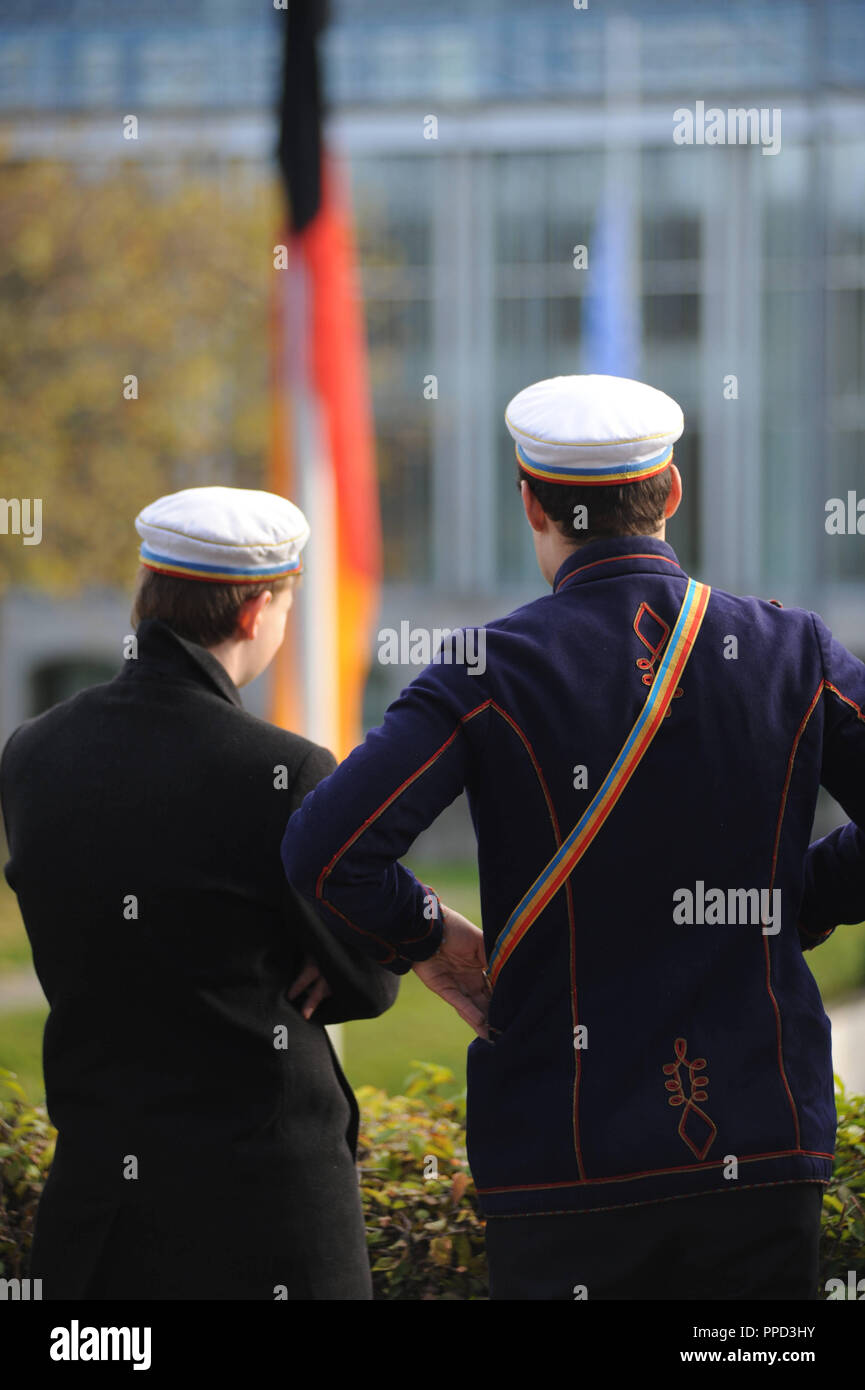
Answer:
[1,0,864,709]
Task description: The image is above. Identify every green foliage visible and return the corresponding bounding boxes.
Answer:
[820,1075,865,1294]
[0,159,278,595]
[0,1067,55,1278]
[357,1062,488,1300]
[2,1062,864,1298]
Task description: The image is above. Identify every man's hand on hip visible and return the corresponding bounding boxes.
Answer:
[412,903,489,1040]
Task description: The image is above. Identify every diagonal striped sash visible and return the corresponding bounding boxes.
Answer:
[486,577,711,988]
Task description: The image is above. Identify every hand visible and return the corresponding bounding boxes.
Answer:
[288,953,333,1019]
[412,902,490,1040]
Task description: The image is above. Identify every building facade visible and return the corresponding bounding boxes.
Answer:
[1,1,864,827]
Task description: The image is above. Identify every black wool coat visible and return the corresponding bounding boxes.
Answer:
[0,618,399,1300]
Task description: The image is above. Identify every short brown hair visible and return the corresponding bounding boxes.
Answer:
[518,463,673,545]
[131,567,297,648]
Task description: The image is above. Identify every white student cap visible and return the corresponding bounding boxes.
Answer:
[505,374,684,485]
[135,486,310,583]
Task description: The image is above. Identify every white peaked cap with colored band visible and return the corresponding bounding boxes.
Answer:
[505,374,684,485]
[135,486,310,584]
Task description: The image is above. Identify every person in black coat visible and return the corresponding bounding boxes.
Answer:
[0,486,398,1300]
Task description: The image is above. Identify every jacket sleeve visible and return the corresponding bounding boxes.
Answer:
[799,615,865,948]
[280,741,401,1020]
[282,655,486,975]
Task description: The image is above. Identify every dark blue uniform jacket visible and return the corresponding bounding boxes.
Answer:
[282,536,865,1217]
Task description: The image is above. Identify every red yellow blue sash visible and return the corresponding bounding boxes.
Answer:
[486,577,711,988]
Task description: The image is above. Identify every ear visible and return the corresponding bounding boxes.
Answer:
[236,589,273,641]
[664,464,683,520]
[521,479,549,535]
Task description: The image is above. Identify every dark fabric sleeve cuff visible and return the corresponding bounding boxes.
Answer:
[797,919,837,951]
[389,888,443,970]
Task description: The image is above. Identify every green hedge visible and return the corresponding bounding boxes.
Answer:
[356,1063,487,1299]
[2,1063,863,1298]
[0,1067,55,1281]
[820,1077,865,1294]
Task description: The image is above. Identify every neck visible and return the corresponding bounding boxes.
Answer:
[205,638,248,688]
[542,522,667,585]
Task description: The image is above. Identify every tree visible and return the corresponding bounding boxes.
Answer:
[0,156,280,593]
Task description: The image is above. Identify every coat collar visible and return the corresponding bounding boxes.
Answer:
[552,535,687,595]
[128,619,243,708]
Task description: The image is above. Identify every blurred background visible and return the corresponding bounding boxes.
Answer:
[1,0,864,1099]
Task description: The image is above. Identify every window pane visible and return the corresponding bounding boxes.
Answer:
[351,157,434,583]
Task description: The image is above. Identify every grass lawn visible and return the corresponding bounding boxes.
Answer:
[803,920,865,1001]
[0,877,32,970]
[0,1006,47,1101]
[342,857,480,1094]
[342,969,472,1096]
[1,866,865,1105]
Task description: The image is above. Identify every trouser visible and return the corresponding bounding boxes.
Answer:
[484,1182,825,1300]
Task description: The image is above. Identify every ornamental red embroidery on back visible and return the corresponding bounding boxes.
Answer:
[662,1036,717,1160]
[633,601,684,717]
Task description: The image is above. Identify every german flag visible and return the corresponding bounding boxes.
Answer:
[270,0,381,758]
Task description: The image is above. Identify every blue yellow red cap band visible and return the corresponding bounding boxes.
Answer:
[515,442,674,486]
[139,544,302,583]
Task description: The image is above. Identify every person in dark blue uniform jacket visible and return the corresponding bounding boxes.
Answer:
[282,374,865,1299]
